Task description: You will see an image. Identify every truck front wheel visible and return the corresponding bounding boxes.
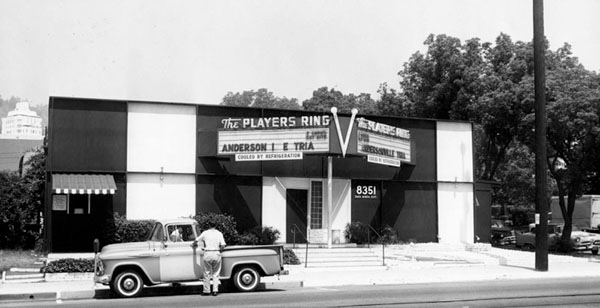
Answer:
[233,266,260,292]
[112,269,144,298]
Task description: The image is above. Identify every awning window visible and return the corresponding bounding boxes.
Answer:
[52,174,117,195]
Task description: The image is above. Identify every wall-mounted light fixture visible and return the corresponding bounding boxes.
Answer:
[160,167,164,182]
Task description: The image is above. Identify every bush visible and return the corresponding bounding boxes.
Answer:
[510,206,533,227]
[193,212,240,245]
[0,171,40,249]
[101,213,155,245]
[237,233,259,245]
[239,226,280,245]
[377,225,399,244]
[44,258,94,273]
[550,237,573,253]
[283,248,300,265]
[344,221,376,245]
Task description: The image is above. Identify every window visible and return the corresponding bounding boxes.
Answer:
[310,181,323,229]
[167,224,195,242]
[150,223,165,241]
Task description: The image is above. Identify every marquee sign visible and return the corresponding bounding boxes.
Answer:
[217,115,330,161]
[356,117,411,167]
[216,112,411,166]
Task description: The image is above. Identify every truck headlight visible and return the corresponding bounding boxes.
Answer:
[95,259,104,276]
[574,237,581,243]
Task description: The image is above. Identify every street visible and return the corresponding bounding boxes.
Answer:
[4,277,600,308]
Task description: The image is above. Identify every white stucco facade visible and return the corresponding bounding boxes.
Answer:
[436,121,475,244]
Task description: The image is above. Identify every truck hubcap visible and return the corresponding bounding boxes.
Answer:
[241,273,254,285]
[123,278,136,290]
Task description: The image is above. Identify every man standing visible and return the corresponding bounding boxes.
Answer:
[194,222,226,296]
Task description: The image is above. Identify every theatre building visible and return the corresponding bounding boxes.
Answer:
[45,97,490,252]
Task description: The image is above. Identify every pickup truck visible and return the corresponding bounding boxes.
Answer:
[94,218,288,298]
[515,223,600,254]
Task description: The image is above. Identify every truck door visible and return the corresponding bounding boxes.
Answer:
[159,224,203,282]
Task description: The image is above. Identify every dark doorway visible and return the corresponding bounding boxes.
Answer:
[286,189,308,244]
[51,194,114,252]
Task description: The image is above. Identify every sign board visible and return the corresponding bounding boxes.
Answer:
[218,115,330,160]
[367,155,401,167]
[52,194,67,211]
[356,117,411,167]
[352,181,381,200]
[235,152,303,161]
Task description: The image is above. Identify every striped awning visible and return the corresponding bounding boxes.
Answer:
[52,174,117,195]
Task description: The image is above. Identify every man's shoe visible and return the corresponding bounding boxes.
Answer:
[201,293,211,296]
[212,292,218,296]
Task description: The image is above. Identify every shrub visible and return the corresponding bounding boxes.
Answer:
[193,212,240,245]
[100,213,155,245]
[510,206,533,227]
[283,248,300,265]
[44,258,94,273]
[0,171,40,249]
[377,225,399,244]
[551,237,573,253]
[344,221,376,245]
[239,226,280,245]
[237,233,259,245]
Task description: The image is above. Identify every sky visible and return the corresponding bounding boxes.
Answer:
[1,0,599,107]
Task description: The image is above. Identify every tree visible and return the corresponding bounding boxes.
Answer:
[539,45,600,241]
[375,83,412,117]
[397,33,533,184]
[394,33,600,215]
[398,34,470,120]
[493,143,535,206]
[221,88,301,110]
[0,147,45,249]
[302,87,377,114]
[471,37,534,181]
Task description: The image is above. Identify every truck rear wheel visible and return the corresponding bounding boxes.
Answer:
[112,269,144,298]
[232,266,260,292]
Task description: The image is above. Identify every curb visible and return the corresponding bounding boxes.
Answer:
[259,280,304,290]
[61,290,96,300]
[0,292,56,302]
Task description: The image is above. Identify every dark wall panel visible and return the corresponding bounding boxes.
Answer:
[351,180,382,227]
[196,175,262,231]
[381,181,438,242]
[49,97,127,172]
[475,182,493,243]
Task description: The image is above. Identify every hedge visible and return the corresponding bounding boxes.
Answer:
[45,258,94,273]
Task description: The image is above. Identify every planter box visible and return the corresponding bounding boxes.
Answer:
[45,272,94,282]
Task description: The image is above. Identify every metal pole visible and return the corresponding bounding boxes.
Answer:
[327,156,333,249]
[533,0,548,272]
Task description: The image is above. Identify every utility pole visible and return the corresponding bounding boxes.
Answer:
[533,0,548,272]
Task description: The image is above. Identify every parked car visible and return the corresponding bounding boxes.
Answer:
[491,227,516,246]
[515,223,600,254]
[94,218,288,297]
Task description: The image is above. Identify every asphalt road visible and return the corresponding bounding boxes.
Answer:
[4,277,600,308]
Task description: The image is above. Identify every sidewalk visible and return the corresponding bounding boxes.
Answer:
[3,246,600,302]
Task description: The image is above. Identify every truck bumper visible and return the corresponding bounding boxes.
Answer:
[94,274,111,285]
